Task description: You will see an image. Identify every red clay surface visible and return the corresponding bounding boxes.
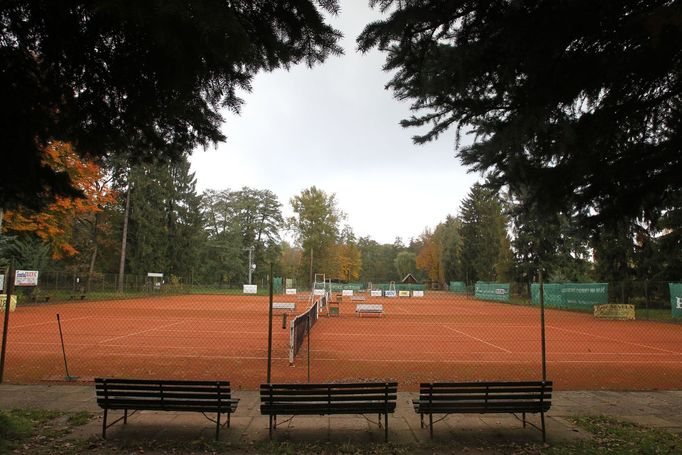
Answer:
[1,292,681,391]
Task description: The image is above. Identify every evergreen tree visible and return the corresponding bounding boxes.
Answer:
[2,1,342,209]
[358,0,682,229]
[459,184,511,283]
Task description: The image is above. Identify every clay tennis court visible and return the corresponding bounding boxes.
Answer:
[2,292,681,390]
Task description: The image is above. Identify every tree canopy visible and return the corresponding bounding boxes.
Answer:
[358,0,681,228]
[1,0,342,209]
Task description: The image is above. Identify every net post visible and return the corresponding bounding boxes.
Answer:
[539,268,547,382]
[267,263,274,383]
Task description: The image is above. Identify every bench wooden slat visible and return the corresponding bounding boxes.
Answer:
[261,388,397,396]
[98,391,234,400]
[260,382,397,390]
[418,393,552,401]
[96,378,229,386]
[97,385,231,394]
[261,394,397,403]
[421,381,552,388]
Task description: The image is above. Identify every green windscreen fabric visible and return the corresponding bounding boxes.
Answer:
[474,282,510,302]
[449,281,467,293]
[669,283,682,319]
[273,277,283,294]
[532,283,608,309]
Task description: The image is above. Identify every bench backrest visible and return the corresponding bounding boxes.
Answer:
[418,381,552,412]
[95,378,232,411]
[261,382,397,407]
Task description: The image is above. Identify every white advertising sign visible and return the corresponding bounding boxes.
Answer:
[0,274,4,291]
[385,290,397,298]
[398,290,411,297]
[313,289,325,296]
[243,284,257,294]
[370,290,383,297]
[285,288,297,295]
[342,289,353,297]
[15,270,39,287]
[412,290,424,297]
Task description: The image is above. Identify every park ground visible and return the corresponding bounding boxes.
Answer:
[1,384,682,454]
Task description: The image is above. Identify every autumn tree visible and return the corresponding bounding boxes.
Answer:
[416,229,441,283]
[3,142,117,261]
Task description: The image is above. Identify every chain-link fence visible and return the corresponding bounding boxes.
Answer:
[1,279,680,390]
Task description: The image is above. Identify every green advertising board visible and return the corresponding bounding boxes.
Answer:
[474,282,510,302]
[531,283,608,309]
[530,284,564,307]
[669,283,682,319]
[449,281,467,293]
[561,283,608,308]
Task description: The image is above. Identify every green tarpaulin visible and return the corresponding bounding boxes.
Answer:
[669,283,682,319]
[474,282,510,302]
[449,281,467,293]
[531,283,608,309]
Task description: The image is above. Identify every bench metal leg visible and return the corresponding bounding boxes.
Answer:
[102,409,108,439]
[541,411,546,443]
[522,412,526,428]
[228,411,231,428]
[420,413,424,428]
[429,413,433,439]
[384,412,388,442]
[269,415,273,439]
[378,414,382,428]
[124,409,128,424]
[216,412,221,440]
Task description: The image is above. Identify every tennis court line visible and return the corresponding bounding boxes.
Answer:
[10,316,91,329]
[547,325,681,355]
[441,324,512,353]
[98,320,186,343]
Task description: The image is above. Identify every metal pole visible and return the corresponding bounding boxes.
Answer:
[307,311,311,383]
[539,268,547,382]
[56,314,76,380]
[248,247,253,285]
[266,263,274,383]
[0,259,15,383]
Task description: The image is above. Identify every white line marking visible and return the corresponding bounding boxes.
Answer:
[441,324,512,353]
[98,320,186,343]
[547,325,681,355]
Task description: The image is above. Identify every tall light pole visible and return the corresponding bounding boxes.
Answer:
[244,247,255,285]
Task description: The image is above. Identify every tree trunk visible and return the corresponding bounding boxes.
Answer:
[117,184,131,293]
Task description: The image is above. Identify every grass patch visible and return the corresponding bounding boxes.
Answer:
[544,416,681,455]
[0,409,61,452]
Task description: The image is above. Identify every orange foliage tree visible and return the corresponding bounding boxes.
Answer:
[416,231,442,283]
[3,142,117,259]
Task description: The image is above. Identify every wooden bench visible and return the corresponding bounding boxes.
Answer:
[260,382,397,441]
[95,378,239,440]
[272,302,296,312]
[355,304,383,317]
[413,381,552,441]
[350,295,367,302]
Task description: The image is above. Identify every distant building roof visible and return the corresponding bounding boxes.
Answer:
[401,273,418,284]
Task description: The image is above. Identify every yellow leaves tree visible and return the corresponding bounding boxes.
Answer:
[416,236,441,283]
[336,242,362,282]
[3,142,117,259]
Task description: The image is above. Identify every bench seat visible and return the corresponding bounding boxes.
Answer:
[95,378,239,440]
[413,381,552,440]
[261,382,397,441]
[356,304,383,316]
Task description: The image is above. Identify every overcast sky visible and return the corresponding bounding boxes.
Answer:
[189,2,480,245]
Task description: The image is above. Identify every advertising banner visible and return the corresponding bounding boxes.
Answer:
[243,284,257,294]
[15,270,39,287]
[474,282,510,302]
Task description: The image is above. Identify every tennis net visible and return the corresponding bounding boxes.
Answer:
[288,293,327,364]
